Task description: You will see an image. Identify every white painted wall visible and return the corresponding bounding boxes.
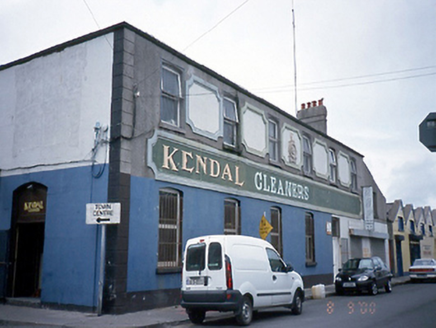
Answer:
[241,105,267,157]
[313,140,328,179]
[0,34,113,175]
[337,152,350,186]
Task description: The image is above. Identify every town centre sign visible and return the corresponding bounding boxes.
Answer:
[148,132,361,217]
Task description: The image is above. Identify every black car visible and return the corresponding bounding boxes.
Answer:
[335,257,393,295]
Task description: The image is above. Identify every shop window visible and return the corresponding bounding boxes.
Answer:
[224,199,240,235]
[328,148,337,183]
[158,189,183,269]
[270,207,283,255]
[161,65,181,126]
[303,136,312,175]
[268,120,278,162]
[305,212,315,265]
[223,98,238,147]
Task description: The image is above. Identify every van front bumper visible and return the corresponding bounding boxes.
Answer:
[181,290,242,312]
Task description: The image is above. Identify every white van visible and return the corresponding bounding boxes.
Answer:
[181,235,304,325]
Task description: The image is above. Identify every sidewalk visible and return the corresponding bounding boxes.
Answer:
[0,276,410,328]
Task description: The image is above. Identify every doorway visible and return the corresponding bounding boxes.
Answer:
[8,183,47,298]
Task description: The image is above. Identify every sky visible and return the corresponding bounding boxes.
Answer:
[1,0,436,208]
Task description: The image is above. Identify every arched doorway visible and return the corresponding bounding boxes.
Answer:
[8,183,47,298]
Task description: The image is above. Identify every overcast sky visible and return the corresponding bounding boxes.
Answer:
[1,0,436,208]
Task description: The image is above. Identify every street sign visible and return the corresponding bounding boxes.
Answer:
[86,203,121,224]
[419,112,436,152]
[259,213,273,240]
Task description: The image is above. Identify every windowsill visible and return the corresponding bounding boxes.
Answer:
[305,261,317,267]
[156,267,182,274]
[159,121,186,135]
[223,143,241,154]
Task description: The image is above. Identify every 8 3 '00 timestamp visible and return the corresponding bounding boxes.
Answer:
[326,300,376,315]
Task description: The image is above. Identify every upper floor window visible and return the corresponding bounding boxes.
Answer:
[328,149,337,183]
[223,98,238,147]
[305,212,315,265]
[430,225,434,237]
[224,199,240,235]
[161,65,181,126]
[158,188,183,269]
[270,207,283,256]
[410,220,415,234]
[421,223,426,236]
[350,159,357,191]
[303,136,312,175]
[398,217,404,232]
[268,120,278,162]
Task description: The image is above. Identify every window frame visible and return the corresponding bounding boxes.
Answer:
[157,188,183,271]
[305,212,316,266]
[268,119,279,162]
[328,148,337,183]
[223,97,239,148]
[350,158,357,191]
[160,65,182,127]
[224,198,241,235]
[302,136,312,175]
[270,207,283,256]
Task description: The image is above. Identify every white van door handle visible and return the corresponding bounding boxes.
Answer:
[272,275,277,281]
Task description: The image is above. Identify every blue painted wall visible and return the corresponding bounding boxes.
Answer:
[127,176,333,292]
[0,165,108,307]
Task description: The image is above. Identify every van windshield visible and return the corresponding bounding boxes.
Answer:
[186,243,206,271]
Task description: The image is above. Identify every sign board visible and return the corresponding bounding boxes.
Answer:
[362,186,374,231]
[419,112,436,152]
[86,203,121,224]
[259,214,273,240]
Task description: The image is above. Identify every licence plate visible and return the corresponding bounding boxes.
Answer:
[343,282,356,288]
[187,277,206,286]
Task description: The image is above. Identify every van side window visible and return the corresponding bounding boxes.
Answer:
[186,243,206,271]
[208,242,222,270]
[266,248,286,272]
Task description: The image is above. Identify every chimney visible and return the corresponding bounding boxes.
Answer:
[296,98,327,134]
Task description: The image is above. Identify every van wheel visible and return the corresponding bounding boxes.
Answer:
[235,296,253,326]
[291,290,303,315]
[188,310,205,324]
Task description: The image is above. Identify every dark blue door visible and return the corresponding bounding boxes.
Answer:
[395,240,403,276]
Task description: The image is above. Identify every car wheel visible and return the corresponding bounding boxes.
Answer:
[291,290,303,315]
[188,310,206,324]
[235,296,253,326]
[385,279,392,293]
[368,281,378,295]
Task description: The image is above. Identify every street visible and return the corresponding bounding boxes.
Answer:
[178,282,436,328]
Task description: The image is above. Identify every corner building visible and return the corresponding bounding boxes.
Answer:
[0,23,387,313]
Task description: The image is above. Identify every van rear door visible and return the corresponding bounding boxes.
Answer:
[184,238,226,292]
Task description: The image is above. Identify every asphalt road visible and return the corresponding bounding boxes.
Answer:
[179,282,436,328]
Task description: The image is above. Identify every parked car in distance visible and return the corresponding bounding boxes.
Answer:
[335,257,393,296]
[409,258,436,282]
[181,235,305,326]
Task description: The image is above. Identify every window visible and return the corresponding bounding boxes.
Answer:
[332,217,340,238]
[302,136,312,175]
[398,217,404,232]
[266,248,286,272]
[223,98,238,147]
[224,199,240,235]
[350,159,357,191]
[421,223,425,236]
[430,225,433,237]
[305,212,315,265]
[158,189,183,269]
[270,207,283,255]
[410,220,415,234]
[268,120,278,161]
[161,65,181,126]
[328,149,337,183]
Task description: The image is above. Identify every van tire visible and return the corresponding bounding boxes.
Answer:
[188,310,206,324]
[235,296,253,326]
[291,290,303,315]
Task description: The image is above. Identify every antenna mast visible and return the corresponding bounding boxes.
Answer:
[292,0,298,115]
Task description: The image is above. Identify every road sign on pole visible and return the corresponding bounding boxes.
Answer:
[86,203,121,224]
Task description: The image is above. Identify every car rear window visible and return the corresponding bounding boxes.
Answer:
[208,242,222,270]
[186,243,206,271]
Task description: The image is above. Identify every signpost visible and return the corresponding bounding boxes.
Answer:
[86,203,121,316]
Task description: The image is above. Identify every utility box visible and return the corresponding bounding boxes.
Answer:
[419,112,436,152]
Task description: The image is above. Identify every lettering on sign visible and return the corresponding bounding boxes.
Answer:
[24,201,44,213]
[254,171,309,201]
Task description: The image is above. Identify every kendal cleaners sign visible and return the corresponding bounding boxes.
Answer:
[148,132,361,217]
